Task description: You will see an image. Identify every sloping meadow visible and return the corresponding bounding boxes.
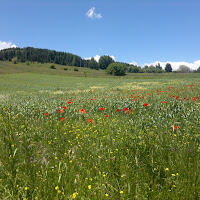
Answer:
[0,76,200,199]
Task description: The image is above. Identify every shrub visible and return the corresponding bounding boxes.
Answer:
[128,65,142,73]
[106,63,127,76]
[50,64,56,69]
[64,68,68,71]
[74,68,79,71]
[13,58,17,64]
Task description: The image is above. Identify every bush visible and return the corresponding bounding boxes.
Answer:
[106,63,127,76]
[128,65,141,73]
[64,68,68,71]
[50,64,56,69]
[74,68,79,71]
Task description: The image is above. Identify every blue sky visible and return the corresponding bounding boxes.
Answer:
[0,0,200,70]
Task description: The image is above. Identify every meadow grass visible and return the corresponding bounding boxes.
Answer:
[0,72,200,199]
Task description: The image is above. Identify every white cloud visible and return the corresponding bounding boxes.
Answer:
[0,41,17,50]
[84,57,92,60]
[86,7,102,19]
[84,55,100,62]
[94,55,100,62]
[110,55,116,61]
[85,55,115,62]
[142,60,200,71]
[129,61,138,66]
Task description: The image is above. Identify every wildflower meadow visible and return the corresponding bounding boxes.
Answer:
[0,74,200,199]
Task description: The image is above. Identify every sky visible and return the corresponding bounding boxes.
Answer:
[0,0,200,70]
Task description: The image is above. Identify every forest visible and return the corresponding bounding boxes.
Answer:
[1,47,199,74]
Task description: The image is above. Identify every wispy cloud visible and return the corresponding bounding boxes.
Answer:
[142,60,200,71]
[86,7,102,19]
[0,41,17,50]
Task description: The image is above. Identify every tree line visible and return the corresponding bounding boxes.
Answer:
[0,47,85,67]
[0,47,199,75]
[0,47,117,70]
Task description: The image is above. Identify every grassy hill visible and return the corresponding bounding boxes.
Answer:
[0,61,107,77]
[1,61,200,80]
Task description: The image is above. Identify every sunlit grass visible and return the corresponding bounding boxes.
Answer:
[0,74,199,199]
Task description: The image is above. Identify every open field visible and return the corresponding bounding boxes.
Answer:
[0,72,200,199]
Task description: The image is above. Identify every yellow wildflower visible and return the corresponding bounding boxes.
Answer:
[88,185,91,190]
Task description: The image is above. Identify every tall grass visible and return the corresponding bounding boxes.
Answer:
[0,74,199,199]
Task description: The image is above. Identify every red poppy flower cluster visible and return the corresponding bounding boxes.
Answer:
[174,126,180,129]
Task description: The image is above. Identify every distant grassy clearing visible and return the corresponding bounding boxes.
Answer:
[0,72,199,95]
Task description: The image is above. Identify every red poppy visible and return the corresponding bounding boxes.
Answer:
[193,97,197,101]
[68,101,72,104]
[174,126,180,129]
[124,108,129,112]
[62,106,67,109]
[144,103,149,107]
[100,108,104,111]
[129,109,133,114]
[79,108,86,113]
[162,101,166,104]
[105,115,109,117]
[117,109,120,112]
[90,98,93,101]
[60,117,65,121]
[58,109,63,114]
[45,113,50,116]
[88,119,92,123]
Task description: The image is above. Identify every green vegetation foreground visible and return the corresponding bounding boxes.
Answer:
[0,73,200,199]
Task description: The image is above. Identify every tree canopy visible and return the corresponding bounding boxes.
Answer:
[88,58,99,70]
[99,55,115,69]
[177,65,191,73]
[165,63,172,72]
[106,63,127,76]
[0,47,86,67]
